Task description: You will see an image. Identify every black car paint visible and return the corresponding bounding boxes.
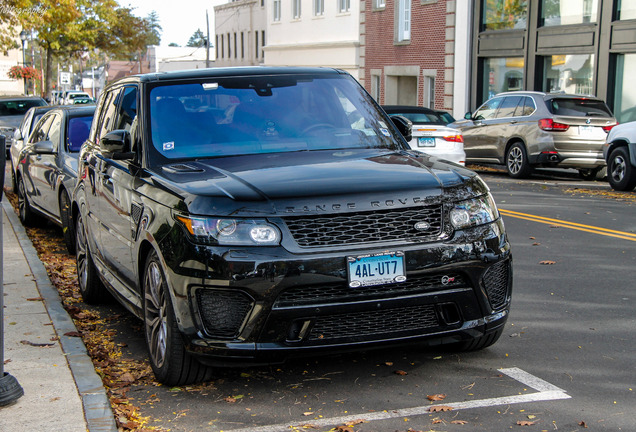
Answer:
[73,67,511,371]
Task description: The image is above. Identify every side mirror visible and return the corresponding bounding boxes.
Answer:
[100,130,133,159]
[464,112,473,120]
[389,115,412,142]
[33,140,55,154]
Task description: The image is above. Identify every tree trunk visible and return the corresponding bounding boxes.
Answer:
[45,47,52,99]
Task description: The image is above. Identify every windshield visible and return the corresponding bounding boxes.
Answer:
[147,74,402,162]
[0,99,46,116]
[388,111,447,125]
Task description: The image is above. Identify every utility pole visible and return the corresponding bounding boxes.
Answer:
[206,10,210,68]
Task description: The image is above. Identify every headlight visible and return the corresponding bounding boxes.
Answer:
[450,193,499,230]
[176,215,281,246]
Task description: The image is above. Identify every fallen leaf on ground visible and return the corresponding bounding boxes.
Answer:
[64,331,82,337]
[224,397,237,403]
[394,370,408,376]
[427,394,446,401]
[539,260,556,265]
[517,420,536,426]
[451,420,468,425]
[335,427,353,432]
[428,405,453,412]
[20,340,55,347]
[578,421,588,428]
[26,297,43,301]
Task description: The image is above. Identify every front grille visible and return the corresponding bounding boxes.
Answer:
[196,290,253,338]
[274,273,466,308]
[482,260,510,310]
[284,206,444,247]
[308,304,439,341]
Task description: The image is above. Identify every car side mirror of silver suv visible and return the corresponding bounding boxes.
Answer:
[464,112,472,120]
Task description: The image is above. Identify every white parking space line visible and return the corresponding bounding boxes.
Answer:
[224,368,571,432]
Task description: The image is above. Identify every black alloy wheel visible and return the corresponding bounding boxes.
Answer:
[75,210,106,304]
[59,191,76,255]
[505,142,532,179]
[143,250,212,386]
[608,147,636,191]
[17,176,36,226]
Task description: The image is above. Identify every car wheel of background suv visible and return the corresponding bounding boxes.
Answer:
[143,250,212,386]
[607,147,636,191]
[75,210,108,304]
[59,191,76,255]
[17,176,37,226]
[506,142,532,179]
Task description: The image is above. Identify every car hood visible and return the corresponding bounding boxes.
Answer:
[0,115,23,129]
[151,149,487,216]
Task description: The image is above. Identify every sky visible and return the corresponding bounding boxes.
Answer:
[120,0,228,47]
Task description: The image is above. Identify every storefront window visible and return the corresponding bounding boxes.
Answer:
[617,0,636,20]
[541,0,597,26]
[481,57,524,102]
[543,54,594,95]
[483,0,528,30]
[613,54,636,123]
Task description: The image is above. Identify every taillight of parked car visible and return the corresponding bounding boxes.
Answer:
[602,123,618,133]
[443,134,464,143]
[538,118,570,131]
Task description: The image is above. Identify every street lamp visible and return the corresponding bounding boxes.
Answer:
[19,30,28,95]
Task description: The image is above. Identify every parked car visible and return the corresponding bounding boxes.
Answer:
[72,96,95,105]
[0,96,48,157]
[9,105,57,190]
[63,91,91,105]
[73,67,512,385]
[451,91,617,179]
[15,106,95,254]
[603,121,636,191]
[383,105,465,166]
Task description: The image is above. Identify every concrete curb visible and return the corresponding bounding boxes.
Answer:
[3,199,117,432]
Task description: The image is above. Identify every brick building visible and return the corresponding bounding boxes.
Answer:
[362,0,459,114]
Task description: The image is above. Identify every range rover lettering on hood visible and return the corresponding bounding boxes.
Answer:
[284,197,431,213]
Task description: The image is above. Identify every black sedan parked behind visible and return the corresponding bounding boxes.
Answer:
[15,105,95,254]
[73,67,512,386]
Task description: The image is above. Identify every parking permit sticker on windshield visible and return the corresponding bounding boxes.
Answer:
[163,141,175,151]
[380,128,390,137]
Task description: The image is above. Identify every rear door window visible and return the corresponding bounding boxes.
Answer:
[514,97,536,117]
[495,96,522,119]
[549,99,613,117]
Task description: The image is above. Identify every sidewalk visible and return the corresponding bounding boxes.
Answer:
[1,199,116,432]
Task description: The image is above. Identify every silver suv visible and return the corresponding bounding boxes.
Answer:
[451,91,617,179]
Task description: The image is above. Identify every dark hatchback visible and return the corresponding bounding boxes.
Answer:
[73,67,512,385]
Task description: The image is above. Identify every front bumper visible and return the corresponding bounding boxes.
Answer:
[159,218,512,365]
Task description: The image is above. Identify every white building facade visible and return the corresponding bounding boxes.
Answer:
[264,0,362,80]
[215,0,267,67]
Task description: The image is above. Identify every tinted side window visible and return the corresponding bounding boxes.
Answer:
[549,98,613,117]
[95,89,120,141]
[46,114,62,150]
[496,96,522,119]
[474,97,503,120]
[30,115,54,144]
[116,87,138,132]
[515,97,536,117]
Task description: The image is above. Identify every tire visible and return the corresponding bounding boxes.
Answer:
[16,176,37,226]
[607,147,636,191]
[75,210,107,304]
[9,159,17,192]
[578,167,603,181]
[143,250,212,386]
[59,191,76,255]
[450,328,504,352]
[505,142,532,179]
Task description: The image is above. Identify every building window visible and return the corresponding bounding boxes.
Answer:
[339,0,351,12]
[273,0,281,21]
[216,35,219,58]
[374,0,386,8]
[220,34,224,58]
[613,54,636,123]
[424,76,435,108]
[255,32,259,59]
[541,0,597,26]
[617,0,636,20]
[543,54,594,95]
[397,0,411,41]
[483,0,528,30]
[241,32,244,58]
[371,74,381,101]
[293,0,301,19]
[234,32,237,59]
[314,0,324,16]
[227,33,231,58]
[261,31,265,58]
[481,57,524,102]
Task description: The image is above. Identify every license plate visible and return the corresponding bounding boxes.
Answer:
[579,125,596,136]
[347,251,406,288]
[418,137,435,147]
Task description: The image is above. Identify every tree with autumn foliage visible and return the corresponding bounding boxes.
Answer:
[5,0,158,96]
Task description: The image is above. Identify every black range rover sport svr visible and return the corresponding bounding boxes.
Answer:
[72,67,512,385]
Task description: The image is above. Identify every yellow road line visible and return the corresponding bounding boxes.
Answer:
[499,209,636,242]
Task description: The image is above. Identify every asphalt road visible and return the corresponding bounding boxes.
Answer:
[90,166,634,432]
